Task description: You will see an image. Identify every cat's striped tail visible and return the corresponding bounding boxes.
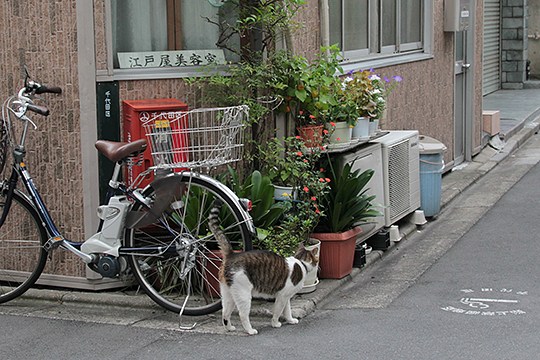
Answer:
[208,199,233,256]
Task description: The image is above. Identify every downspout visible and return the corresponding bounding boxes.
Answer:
[282,0,295,55]
[320,0,330,49]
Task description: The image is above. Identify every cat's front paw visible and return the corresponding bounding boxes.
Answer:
[286,318,299,325]
[247,328,258,335]
[225,324,236,331]
[271,320,282,328]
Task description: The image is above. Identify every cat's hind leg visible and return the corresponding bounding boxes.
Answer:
[272,297,298,327]
[232,287,258,335]
[282,298,299,325]
[220,285,236,332]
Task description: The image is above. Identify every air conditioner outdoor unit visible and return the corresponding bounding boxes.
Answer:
[336,142,386,239]
[371,131,421,226]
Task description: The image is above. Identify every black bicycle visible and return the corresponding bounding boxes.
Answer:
[0,69,254,316]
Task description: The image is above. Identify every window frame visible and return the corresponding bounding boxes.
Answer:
[325,0,433,73]
[98,0,234,82]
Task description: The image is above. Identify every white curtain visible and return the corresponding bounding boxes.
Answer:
[112,0,168,55]
[180,0,219,50]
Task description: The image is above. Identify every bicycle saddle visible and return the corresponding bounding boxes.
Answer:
[95,139,148,162]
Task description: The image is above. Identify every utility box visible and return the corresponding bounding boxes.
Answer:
[122,98,188,187]
[482,110,500,136]
[444,0,471,32]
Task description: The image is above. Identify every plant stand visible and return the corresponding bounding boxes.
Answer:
[353,244,366,268]
[366,228,390,251]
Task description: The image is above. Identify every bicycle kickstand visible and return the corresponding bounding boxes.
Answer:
[178,271,197,330]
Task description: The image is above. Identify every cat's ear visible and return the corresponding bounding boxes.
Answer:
[310,246,319,256]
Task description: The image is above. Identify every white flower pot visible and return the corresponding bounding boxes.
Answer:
[327,121,352,147]
[273,185,297,201]
[352,117,370,140]
[298,238,321,294]
[369,119,379,136]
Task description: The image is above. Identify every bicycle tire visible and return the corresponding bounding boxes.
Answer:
[125,173,253,316]
[0,190,48,304]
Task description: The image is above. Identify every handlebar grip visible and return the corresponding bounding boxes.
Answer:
[27,104,50,116]
[35,85,62,95]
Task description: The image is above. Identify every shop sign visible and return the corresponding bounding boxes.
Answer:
[118,50,226,69]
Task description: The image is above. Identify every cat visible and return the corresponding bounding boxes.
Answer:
[208,201,319,335]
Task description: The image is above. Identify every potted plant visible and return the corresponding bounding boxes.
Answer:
[365,71,402,133]
[259,135,326,200]
[311,160,381,279]
[257,140,330,291]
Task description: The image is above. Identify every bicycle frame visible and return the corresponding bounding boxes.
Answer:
[1,151,255,266]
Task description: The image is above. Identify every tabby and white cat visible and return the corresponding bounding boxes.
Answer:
[208,202,319,335]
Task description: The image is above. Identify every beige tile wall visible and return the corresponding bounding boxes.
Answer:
[0,0,85,277]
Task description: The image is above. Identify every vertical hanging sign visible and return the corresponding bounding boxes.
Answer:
[96,81,120,204]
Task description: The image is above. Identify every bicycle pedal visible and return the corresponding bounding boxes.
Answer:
[44,236,64,251]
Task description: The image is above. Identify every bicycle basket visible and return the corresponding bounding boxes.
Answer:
[142,105,248,170]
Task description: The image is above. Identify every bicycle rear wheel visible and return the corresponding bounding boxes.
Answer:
[0,190,48,303]
[125,173,253,316]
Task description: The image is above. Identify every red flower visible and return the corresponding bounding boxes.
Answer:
[330,122,336,127]
[323,129,329,135]
[295,135,301,139]
[296,151,303,156]
[303,186,309,193]
[311,196,317,201]
[325,178,331,182]
[309,114,316,119]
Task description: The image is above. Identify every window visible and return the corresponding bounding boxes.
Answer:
[110,0,239,70]
[328,0,425,63]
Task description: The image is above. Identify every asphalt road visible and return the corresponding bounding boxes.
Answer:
[2,134,540,359]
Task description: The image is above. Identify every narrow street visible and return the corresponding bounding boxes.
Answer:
[2,134,540,359]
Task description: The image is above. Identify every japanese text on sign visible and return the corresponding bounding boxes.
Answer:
[118,50,226,69]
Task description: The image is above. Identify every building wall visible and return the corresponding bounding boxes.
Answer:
[0,1,86,278]
[0,0,484,283]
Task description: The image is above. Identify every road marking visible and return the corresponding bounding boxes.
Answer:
[468,298,519,304]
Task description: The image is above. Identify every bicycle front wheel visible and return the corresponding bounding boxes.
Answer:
[125,173,253,316]
[0,191,48,304]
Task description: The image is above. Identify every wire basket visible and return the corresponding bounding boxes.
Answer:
[142,105,248,170]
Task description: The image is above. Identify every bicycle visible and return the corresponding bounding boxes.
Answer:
[0,69,255,317]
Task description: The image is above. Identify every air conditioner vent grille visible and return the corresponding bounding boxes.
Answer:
[388,140,411,219]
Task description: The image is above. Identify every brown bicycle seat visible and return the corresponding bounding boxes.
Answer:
[95,139,148,162]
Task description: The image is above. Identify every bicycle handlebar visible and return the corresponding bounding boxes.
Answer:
[26,104,50,116]
[25,80,62,96]
[35,84,62,95]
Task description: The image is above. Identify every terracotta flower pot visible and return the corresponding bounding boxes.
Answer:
[310,226,362,279]
[297,124,324,148]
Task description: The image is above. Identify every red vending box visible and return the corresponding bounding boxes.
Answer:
[122,98,188,187]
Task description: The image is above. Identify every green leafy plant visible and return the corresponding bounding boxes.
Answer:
[222,166,287,229]
[340,69,402,120]
[256,136,330,256]
[280,46,344,126]
[316,160,381,233]
[259,135,326,187]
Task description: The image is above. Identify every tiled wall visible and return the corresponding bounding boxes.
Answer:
[0,0,86,277]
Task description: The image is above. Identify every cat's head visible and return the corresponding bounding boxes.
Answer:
[294,243,319,267]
